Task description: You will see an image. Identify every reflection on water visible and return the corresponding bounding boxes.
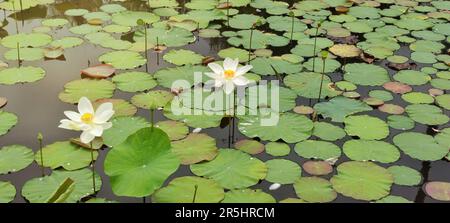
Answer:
[0,0,448,203]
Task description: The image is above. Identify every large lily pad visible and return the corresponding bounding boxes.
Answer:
[152,176,224,203]
[35,141,97,171]
[104,127,179,197]
[425,182,450,201]
[294,177,337,203]
[0,66,46,85]
[0,181,15,203]
[331,161,393,201]
[314,97,372,122]
[98,51,146,69]
[103,116,150,147]
[112,72,156,92]
[405,104,449,126]
[222,189,275,203]
[190,149,267,189]
[0,145,34,174]
[171,133,218,165]
[344,63,390,86]
[393,132,448,161]
[112,11,159,26]
[0,111,18,136]
[343,140,400,163]
[265,159,301,184]
[294,140,341,160]
[284,72,340,99]
[344,115,389,140]
[58,79,115,104]
[387,165,422,186]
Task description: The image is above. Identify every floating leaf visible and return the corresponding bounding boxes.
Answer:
[294,177,337,203]
[191,149,267,189]
[235,139,264,155]
[1,33,52,48]
[302,161,333,176]
[331,161,393,201]
[131,90,174,110]
[81,64,116,79]
[294,140,341,160]
[0,66,46,85]
[343,140,400,163]
[387,165,422,186]
[344,115,389,140]
[222,189,275,203]
[284,72,340,99]
[405,104,449,126]
[93,99,137,118]
[152,176,224,203]
[265,142,290,156]
[163,49,203,66]
[265,159,301,184]
[35,141,97,171]
[0,111,18,136]
[314,97,372,122]
[393,132,448,161]
[104,127,179,197]
[112,71,157,92]
[425,182,450,201]
[0,181,15,203]
[171,133,218,165]
[0,145,34,174]
[103,116,150,147]
[313,122,346,141]
[387,115,415,130]
[98,51,146,69]
[58,79,115,104]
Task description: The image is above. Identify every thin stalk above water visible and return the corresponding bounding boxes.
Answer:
[90,141,96,193]
[37,132,44,177]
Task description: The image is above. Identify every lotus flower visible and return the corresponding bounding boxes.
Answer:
[206,58,252,94]
[59,97,114,144]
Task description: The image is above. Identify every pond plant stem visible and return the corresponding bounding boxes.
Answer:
[248,26,254,63]
[90,141,96,193]
[289,11,294,41]
[156,37,160,66]
[226,0,230,27]
[150,109,154,129]
[231,90,237,145]
[16,43,20,67]
[312,22,322,72]
[317,52,327,104]
[192,185,198,203]
[144,25,148,73]
[37,132,44,177]
[12,3,18,34]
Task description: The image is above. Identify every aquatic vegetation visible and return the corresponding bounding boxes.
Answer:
[0,0,449,204]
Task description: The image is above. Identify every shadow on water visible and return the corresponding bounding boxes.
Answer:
[0,0,448,203]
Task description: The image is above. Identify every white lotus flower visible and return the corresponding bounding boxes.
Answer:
[206,58,252,94]
[59,97,114,144]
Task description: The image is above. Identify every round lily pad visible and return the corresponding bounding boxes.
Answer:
[0,66,46,85]
[171,133,218,165]
[163,49,203,66]
[58,79,115,104]
[375,195,412,203]
[103,116,150,147]
[222,189,275,203]
[155,120,188,141]
[265,159,301,184]
[314,96,372,122]
[81,64,115,79]
[93,98,137,118]
[42,18,68,27]
[98,51,146,69]
[344,63,389,86]
[331,161,393,201]
[1,33,52,48]
[131,90,174,110]
[294,177,337,203]
[369,90,393,101]
[0,181,15,203]
[112,71,157,92]
[393,70,431,85]
[343,140,400,163]
[152,176,224,203]
[402,92,434,104]
[425,182,450,201]
[383,81,413,94]
[436,94,450,110]
[265,142,290,156]
[22,168,102,203]
[387,165,422,186]
[35,141,97,171]
[0,111,18,136]
[235,139,264,155]
[104,127,180,197]
[405,104,449,125]
[302,161,333,176]
[294,140,341,160]
[344,115,389,140]
[0,145,34,174]
[190,149,267,189]
[378,104,404,115]
[393,132,448,161]
[313,122,346,141]
[387,115,415,130]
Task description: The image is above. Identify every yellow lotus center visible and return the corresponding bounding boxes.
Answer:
[224,70,235,79]
[81,113,94,124]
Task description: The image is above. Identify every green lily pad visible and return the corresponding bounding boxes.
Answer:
[228,14,265,29]
[436,94,450,110]
[294,140,341,160]
[369,90,393,101]
[103,116,150,147]
[222,189,275,203]
[1,33,52,48]
[387,165,422,186]
[331,161,393,201]
[0,181,15,203]
[104,127,180,197]
[294,177,337,203]
[190,149,267,189]
[93,99,137,118]
[98,50,146,69]
[393,70,431,85]
[42,18,68,27]
[343,140,400,163]
[0,145,34,174]
[131,90,174,110]
[238,112,313,143]
[265,142,290,156]
[401,92,434,104]
[22,168,102,203]
[112,71,157,92]
[344,63,390,86]
[58,79,115,104]
[250,56,302,75]
[405,104,449,125]
[0,111,18,136]
[163,49,203,66]
[69,24,102,35]
[83,11,111,22]
[313,122,346,141]
[171,133,218,165]
[228,29,289,49]
[103,24,131,34]
[134,27,195,47]
[218,47,255,62]
[314,97,372,122]
[152,176,224,203]
[155,120,188,141]
[235,139,264,155]
[344,115,389,140]
[284,72,340,99]
[64,9,89,17]
[154,65,209,89]
[5,48,44,61]
[304,58,341,73]
[387,115,415,130]
[375,195,412,203]
[0,66,46,85]
[100,4,126,13]
[35,141,97,171]
[393,132,448,161]
[265,159,301,184]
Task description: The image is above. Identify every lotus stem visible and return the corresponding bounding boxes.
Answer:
[248,27,253,64]
[312,23,321,72]
[16,42,20,67]
[317,56,326,104]
[150,109,154,129]
[37,133,44,177]
[192,185,198,203]
[12,2,18,34]
[290,12,294,41]
[90,141,96,193]
[226,0,230,27]
[156,37,160,66]
[144,25,148,72]
[231,90,237,144]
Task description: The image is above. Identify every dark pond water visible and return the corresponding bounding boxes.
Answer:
[0,0,448,203]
